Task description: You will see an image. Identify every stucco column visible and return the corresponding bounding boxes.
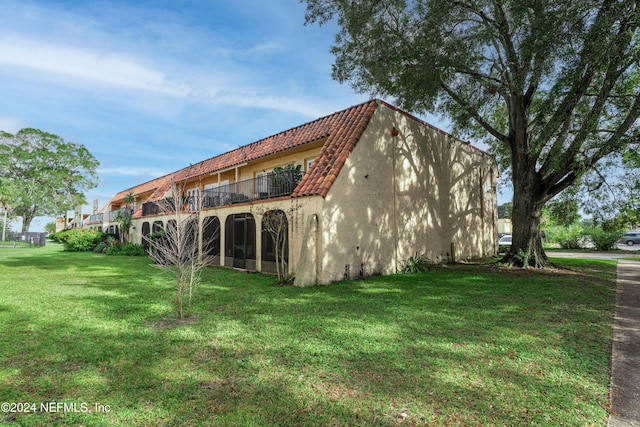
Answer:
[254,212,262,272]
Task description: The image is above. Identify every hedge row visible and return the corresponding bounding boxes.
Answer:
[48,229,145,256]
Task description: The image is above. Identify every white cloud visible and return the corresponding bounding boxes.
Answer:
[98,166,170,177]
[0,116,24,133]
[0,35,188,96]
[0,34,336,120]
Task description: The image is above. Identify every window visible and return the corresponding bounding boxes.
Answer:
[306,158,315,171]
[187,188,200,212]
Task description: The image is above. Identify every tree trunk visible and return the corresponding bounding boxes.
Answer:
[504,153,551,268]
[21,212,35,233]
[499,94,552,268]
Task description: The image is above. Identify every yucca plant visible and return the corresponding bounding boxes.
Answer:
[401,253,432,274]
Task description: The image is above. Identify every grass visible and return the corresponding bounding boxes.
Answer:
[0,244,617,426]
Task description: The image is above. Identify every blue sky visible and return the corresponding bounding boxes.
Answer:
[0,0,493,231]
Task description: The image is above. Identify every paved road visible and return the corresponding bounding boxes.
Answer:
[547,249,639,260]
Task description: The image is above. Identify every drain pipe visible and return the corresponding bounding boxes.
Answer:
[391,126,399,272]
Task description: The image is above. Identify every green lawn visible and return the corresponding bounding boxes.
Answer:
[0,244,616,426]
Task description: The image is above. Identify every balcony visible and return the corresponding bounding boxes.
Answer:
[141,169,303,216]
[108,207,135,221]
[203,169,302,208]
[86,213,104,224]
[142,200,168,216]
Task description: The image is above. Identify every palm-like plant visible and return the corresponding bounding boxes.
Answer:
[117,192,136,244]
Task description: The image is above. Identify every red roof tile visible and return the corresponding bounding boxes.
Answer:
[106,98,498,220]
[108,100,380,209]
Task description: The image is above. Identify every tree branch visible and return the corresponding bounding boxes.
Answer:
[439,79,510,145]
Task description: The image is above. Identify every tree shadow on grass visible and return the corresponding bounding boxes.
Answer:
[0,261,614,425]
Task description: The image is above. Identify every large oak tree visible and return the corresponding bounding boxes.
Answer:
[0,128,99,232]
[304,0,640,266]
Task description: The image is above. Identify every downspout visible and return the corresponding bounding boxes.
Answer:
[392,126,399,272]
[480,168,486,258]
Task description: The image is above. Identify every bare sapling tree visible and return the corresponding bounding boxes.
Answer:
[259,208,291,284]
[144,180,205,319]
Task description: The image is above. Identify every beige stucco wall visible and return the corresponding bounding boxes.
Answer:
[313,102,497,285]
[126,102,496,287]
[129,195,324,279]
[238,144,323,180]
[180,142,324,194]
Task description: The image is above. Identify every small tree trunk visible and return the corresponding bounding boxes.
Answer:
[279,234,288,282]
[21,210,35,233]
[176,270,184,319]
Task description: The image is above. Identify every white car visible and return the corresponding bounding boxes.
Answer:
[498,235,512,246]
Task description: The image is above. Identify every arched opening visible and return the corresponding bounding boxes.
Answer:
[224,213,256,270]
[141,222,150,249]
[261,210,289,276]
[203,216,220,265]
[152,221,164,233]
[108,225,120,241]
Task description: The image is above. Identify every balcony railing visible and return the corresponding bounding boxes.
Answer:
[87,213,104,224]
[203,169,302,208]
[109,207,135,221]
[142,202,160,216]
[141,170,303,216]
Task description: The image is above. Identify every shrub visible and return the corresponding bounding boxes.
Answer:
[547,226,584,249]
[47,231,65,243]
[119,243,146,256]
[106,243,146,256]
[105,244,121,255]
[401,253,432,273]
[584,228,622,251]
[93,241,108,253]
[59,229,103,252]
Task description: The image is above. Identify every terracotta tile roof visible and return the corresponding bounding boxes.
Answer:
[166,99,379,199]
[122,100,378,200]
[111,178,162,202]
[292,100,378,197]
[106,174,174,218]
[108,100,380,214]
[105,99,497,219]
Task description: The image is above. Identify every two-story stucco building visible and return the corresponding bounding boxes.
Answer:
[87,100,498,286]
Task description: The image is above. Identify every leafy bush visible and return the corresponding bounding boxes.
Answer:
[106,243,146,256]
[547,226,584,249]
[93,241,108,253]
[584,228,622,251]
[47,231,65,243]
[105,245,121,255]
[401,253,432,273]
[58,229,103,252]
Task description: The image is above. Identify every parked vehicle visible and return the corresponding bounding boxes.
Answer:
[498,234,512,252]
[620,231,640,246]
[499,235,512,245]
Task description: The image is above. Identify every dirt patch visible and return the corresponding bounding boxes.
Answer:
[446,261,615,286]
[152,315,199,330]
